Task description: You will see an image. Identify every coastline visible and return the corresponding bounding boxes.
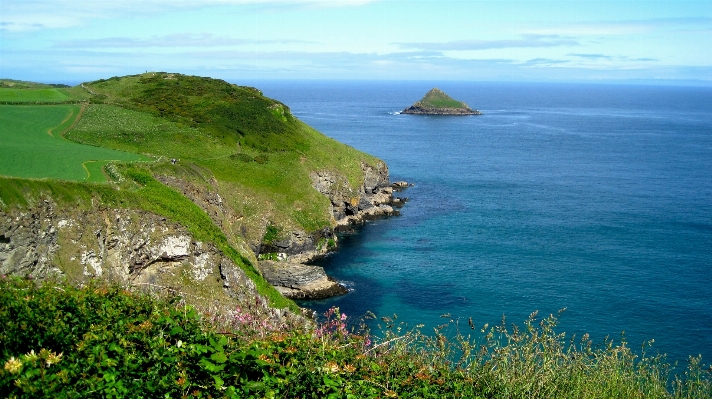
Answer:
[256,173,411,300]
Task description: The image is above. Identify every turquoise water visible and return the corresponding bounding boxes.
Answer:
[254,81,712,365]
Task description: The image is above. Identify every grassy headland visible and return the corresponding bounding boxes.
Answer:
[0,72,382,310]
[68,72,379,235]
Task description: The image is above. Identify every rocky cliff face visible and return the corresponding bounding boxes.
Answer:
[0,160,406,305]
[155,174,259,261]
[311,160,398,228]
[254,160,406,300]
[0,199,300,326]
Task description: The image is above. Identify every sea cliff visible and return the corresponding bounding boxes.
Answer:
[0,72,409,312]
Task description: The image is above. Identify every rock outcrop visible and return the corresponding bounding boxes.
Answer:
[254,160,409,300]
[0,199,301,326]
[311,160,400,229]
[259,227,336,264]
[258,260,347,300]
[401,88,482,116]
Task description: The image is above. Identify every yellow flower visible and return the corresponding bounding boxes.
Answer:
[45,351,63,367]
[323,362,340,373]
[4,357,22,374]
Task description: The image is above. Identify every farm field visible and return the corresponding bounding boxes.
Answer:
[0,105,149,181]
[0,87,71,102]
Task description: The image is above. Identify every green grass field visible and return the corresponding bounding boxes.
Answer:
[0,88,71,102]
[0,105,149,181]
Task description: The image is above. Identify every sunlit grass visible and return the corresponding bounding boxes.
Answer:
[0,105,148,181]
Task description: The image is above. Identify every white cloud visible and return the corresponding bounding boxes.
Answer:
[0,0,377,32]
[523,17,712,37]
[54,34,313,49]
[396,35,579,51]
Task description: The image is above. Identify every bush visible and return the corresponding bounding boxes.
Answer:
[2,277,710,398]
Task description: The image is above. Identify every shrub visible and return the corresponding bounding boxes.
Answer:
[2,277,710,398]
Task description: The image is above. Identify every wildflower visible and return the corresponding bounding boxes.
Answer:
[176,340,183,348]
[343,364,356,373]
[23,350,38,362]
[4,357,22,374]
[45,351,63,367]
[323,362,340,373]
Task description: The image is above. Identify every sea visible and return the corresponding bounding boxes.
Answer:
[250,80,712,367]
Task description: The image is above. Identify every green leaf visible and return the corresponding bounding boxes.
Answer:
[211,352,228,364]
[200,358,226,373]
[170,326,184,336]
[213,375,224,389]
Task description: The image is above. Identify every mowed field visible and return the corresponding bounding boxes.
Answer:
[0,87,71,102]
[0,105,149,181]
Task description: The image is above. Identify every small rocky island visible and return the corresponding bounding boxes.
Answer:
[401,88,482,115]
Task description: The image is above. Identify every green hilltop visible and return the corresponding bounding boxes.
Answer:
[417,88,469,109]
[0,72,384,311]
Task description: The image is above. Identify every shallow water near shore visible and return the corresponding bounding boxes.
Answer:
[251,80,712,366]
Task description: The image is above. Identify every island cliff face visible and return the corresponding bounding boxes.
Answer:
[401,88,482,115]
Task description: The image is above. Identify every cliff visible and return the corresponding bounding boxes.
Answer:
[0,72,409,311]
[0,198,302,327]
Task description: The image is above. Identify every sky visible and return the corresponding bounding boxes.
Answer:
[1,0,712,84]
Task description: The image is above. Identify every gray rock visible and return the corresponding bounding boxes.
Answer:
[0,200,284,311]
[258,260,347,300]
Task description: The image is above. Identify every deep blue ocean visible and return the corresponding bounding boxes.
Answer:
[251,80,712,366]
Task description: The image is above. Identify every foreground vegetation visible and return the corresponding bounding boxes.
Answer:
[2,277,710,398]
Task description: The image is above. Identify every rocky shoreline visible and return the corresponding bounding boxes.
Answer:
[0,161,409,304]
[401,105,482,115]
[257,171,411,300]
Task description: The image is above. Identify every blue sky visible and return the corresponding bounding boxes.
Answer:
[2,0,711,84]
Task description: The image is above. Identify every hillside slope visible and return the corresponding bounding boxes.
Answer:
[1,72,401,312]
[67,73,399,259]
